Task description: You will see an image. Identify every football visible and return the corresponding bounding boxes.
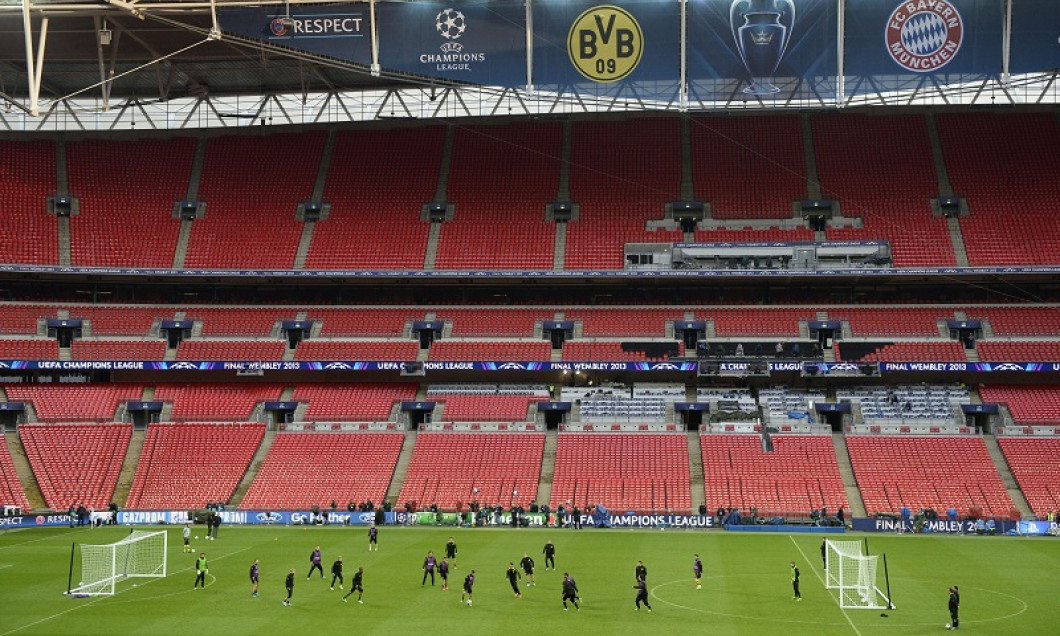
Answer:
[946,625,952,630]
[194,535,199,539]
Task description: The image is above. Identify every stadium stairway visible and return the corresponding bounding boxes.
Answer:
[982,433,1033,519]
[112,428,145,508]
[687,428,706,513]
[801,113,822,200]
[293,130,337,270]
[55,140,72,267]
[925,112,954,197]
[172,138,207,268]
[3,431,45,510]
[535,427,558,506]
[385,429,416,506]
[227,428,277,507]
[831,432,867,518]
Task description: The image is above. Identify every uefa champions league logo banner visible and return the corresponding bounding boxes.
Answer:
[687,0,838,102]
[376,0,526,86]
[1008,0,1060,74]
[531,0,681,101]
[217,2,372,66]
[843,0,1003,96]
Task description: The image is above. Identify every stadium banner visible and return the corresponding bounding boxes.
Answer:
[114,510,381,526]
[1009,0,1060,74]
[853,517,1018,534]
[531,0,682,101]
[843,0,1004,96]
[217,3,372,66]
[687,0,838,103]
[1008,520,1057,536]
[376,0,526,86]
[606,513,715,528]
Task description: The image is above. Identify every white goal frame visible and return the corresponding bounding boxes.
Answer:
[824,539,893,609]
[68,530,168,596]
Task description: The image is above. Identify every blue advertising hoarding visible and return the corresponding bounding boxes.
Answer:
[532,0,681,101]
[844,0,1004,95]
[218,2,371,66]
[687,0,838,102]
[1009,0,1060,74]
[376,0,526,86]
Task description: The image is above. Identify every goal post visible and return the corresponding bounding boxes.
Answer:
[824,538,893,610]
[68,530,168,596]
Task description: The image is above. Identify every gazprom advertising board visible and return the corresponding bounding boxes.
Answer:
[218,3,371,65]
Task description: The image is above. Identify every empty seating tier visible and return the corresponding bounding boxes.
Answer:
[551,433,690,512]
[0,140,58,265]
[562,341,680,362]
[977,385,1060,425]
[435,394,544,422]
[397,432,544,509]
[0,339,59,360]
[0,304,55,335]
[835,341,966,362]
[975,307,1060,336]
[833,307,950,336]
[0,438,31,510]
[176,339,287,361]
[294,340,420,361]
[429,340,551,361]
[125,422,264,509]
[437,308,543,337]
[701,434,847,517]
[707,308,813,337]
[71,340,166,361]
[977,341,1060,362]
[241,432,404,510]
[998,437,1060,515]
[311,309,415,337]
[70,306,165,336]
[5,385,143,422]
[846,435,1012,517]
[291,384,417,421]
[19,423,131,509]
[152,384,283,422]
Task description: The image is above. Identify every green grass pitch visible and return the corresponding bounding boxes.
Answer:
[0,525,1055,635]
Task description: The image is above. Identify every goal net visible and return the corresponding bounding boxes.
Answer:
[824,539,892,609]
[69,530,168,596]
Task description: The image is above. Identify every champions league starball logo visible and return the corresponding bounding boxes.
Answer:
[436,8,467,50]
[885,0,964,72]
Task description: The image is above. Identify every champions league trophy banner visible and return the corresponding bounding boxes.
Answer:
[730,0,795,95]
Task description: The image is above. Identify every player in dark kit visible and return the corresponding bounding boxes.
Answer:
[368,524,379,551]
[249,559,260,597]
[461,570,476,606]
[342,567,364,604]
[445,537,458,567]
[520,552,536,587]
[633,577,652,612]
[821,539,827,570]
[635,561,647,582]
[693,554,703,590]
[439,557,450,591]
[946,586,960,629]
[790,561,802,600]
[308,546,324,579]
[561,573,580,611]
[422,551,437,586]
[506,562,522,597]
[543,540,556,571]
[283,568,295,606]
[330,556,344,590]
[194,552,208,589]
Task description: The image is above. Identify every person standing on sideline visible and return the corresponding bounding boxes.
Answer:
[543,540,556,571]
[520,552,536,586]
[561,573,580,611]
[422,551,437,586]
[283,568,295,606]
[821,539,827,570]
[693,554,703,589]
[183,523,192,553]
[445,536,458,567]
[342,567,364,604]
[368,523,379,551]
[194,552,208,589]
[947,586,960,629]
[635,560,647,583]
[461,570,476,606]
[439,557,450,591]
[505,562,522,597]
[330,556,344,590]
[790,561,802,600]
[633,576,652,612]
[308,546,324,579]
[249,559,260,597]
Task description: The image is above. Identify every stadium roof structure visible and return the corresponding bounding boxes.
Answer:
[1,0,1059,132]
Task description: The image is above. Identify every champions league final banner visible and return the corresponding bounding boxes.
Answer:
[843,0,1003,96]
[687,0,838,102]
[218,3,372,66]
[1009,0,1060,74]
[532,0,682,101]
[376,0,526,86]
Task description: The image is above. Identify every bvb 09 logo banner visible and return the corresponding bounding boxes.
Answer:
[566,5,644,82]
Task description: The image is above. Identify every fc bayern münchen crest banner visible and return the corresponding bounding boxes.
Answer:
[1009,0,1060,74]
[376,0,526,86]
[843,0,1003,96]
[531,0,682,102]
[687,0,838,103]
[217,3,372,66]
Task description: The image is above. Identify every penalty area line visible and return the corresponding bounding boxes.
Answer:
[789,535,863,636]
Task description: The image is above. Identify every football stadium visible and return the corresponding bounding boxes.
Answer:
[0,0,1058,634]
